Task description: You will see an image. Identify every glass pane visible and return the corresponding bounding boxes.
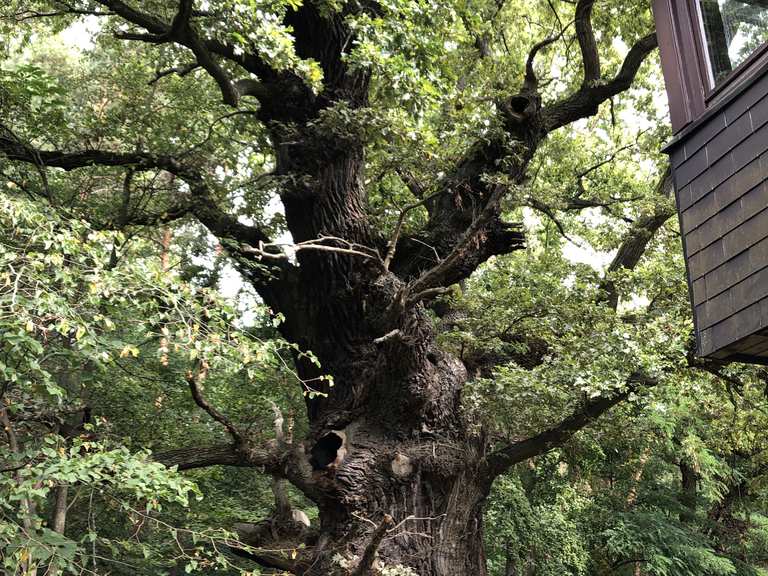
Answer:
[698,0,768,86]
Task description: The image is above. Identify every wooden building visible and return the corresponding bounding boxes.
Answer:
[654,0,768,362]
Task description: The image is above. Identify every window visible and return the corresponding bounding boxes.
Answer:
[697,0,768,87]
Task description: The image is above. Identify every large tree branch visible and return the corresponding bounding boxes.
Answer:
[154,436,316,499]
[575,0,600,84]
[391,216,525,286]
[84,0,361,123]
[391,6,654,287]
[147,408,314,572]
[524,34,560,92]
[151,403,316,501]
[0,135,271,246]
[90,0,289,109]
[98,0,274,77]
[229,532,307,574]
[388,143,527,285]
[153,443,248,470]
[227,406,313,575]
[103,0,240,105]
[542,31,658,133]
[487,371,657,476]
[0,133,302,315]
[172,0,241,106]
[600,167,674,309]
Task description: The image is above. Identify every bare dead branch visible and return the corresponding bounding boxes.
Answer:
[352,514,395,576]
[242,236,385,269]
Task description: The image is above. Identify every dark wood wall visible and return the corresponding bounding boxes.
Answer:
[669,69,768,361]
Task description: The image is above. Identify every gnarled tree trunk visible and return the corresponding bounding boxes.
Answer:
[256,128,498,574]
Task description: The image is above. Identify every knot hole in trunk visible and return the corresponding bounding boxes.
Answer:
[309,431,347,471]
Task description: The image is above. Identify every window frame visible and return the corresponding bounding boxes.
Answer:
[653,0,768,132]
[690,0,768,101]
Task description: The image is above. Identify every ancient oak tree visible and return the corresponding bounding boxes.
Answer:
[0,1,662,574]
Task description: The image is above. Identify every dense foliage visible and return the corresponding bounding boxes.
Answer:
[2,1,768,575]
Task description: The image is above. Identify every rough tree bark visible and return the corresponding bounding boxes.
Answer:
[0,1,661,574]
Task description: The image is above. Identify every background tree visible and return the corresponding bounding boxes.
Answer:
[3,1,768,575]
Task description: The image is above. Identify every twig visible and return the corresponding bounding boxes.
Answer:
[526,197,578,244]
[180,110,258,157]
[387,513,446,534]
[352,514,394,576]
[351,511,379,529]
[373,329,402,345]
[242,236,384,270]
[149,62,200,85]
[575,139,641,183]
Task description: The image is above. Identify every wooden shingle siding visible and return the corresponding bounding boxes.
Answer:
[735,335,768,355]
[685,181,767,255]
[682,114,726,159]
[686,200,768,276]
[703,237,768,298]
[652,0,768,363]
[696,263,768,329]
[723,69,768,125]
[668,66,768,360]
[679,155,765,233]
[699,297,768,358]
